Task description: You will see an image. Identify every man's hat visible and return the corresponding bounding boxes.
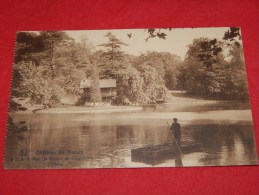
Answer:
[173,118,177,121]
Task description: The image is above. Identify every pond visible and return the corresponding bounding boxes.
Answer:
[4,101,258,169]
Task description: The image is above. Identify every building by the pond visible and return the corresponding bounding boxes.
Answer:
[80,79,117,104]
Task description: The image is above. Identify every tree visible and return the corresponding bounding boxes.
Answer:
[11,31,90,108]
[97,32,128,78]
[72,34,94,77]
[12,61,62,108]
[158,52,182,90]
[113,67,145,105]
[14,31,45,64]
[98,32,128,62]
[133,55,168,103]
[38,31,72,75]
[179,38,227,98]
[140,65,167,103]
[89,63,102,105]
[133,51,182,90]
[223,27,242,47]
[178,37,249,100]
[224,43,249,100]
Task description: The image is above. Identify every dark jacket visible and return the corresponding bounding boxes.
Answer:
[171,122,181,137]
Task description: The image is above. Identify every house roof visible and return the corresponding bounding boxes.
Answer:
[80,79,116,89]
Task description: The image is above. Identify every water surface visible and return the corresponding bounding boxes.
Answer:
[5,101,258,168]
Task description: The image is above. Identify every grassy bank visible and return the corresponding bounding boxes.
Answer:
[12,91,251,114]
[33,105,142,114]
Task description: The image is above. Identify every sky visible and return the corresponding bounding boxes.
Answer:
[65,27,231,60]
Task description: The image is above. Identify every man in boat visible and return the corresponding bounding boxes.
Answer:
[171,118,181,144]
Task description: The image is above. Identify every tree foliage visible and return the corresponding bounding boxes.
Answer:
[223,27,242,47]
[10,28,249,112]
[113,67,145,105]
[145,28,172,41]
[178,37,248,100]
[97,33,128,79]
[133,51,182,90]
[98,32,128,62]
[224,43,249,99]
[97,33,171,104]
[11,31,88,109]
[89,63,102,104]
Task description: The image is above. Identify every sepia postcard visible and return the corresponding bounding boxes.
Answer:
[4,28,258,169]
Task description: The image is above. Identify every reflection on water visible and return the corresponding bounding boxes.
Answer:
[143,101,252,113]
[4,101,258,169]
[175,154,183,167]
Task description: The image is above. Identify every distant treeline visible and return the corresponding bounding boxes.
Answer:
[10,28,248,111]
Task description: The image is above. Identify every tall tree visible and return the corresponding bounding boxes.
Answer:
[224,43,249,100]
[89,63,102,105]
[178,37,248,100]
[178,38,227,98]
[38,31,72,77]
[98,32,128,62]
[134,52,182,90]
[97,32,128,78]
[114,67,145,105]
[133,53,168,103]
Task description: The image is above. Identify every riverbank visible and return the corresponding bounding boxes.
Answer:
[12,91,251,114]
[33,105,143,114]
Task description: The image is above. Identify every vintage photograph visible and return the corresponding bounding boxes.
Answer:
[4,28,258,169]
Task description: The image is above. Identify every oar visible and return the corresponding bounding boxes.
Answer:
[167,121,182,155]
